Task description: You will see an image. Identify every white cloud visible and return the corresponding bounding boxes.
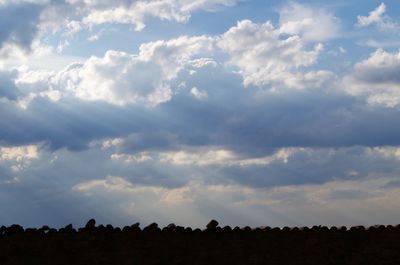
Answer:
[279,2,341,42]
[13,16,340,107]
[0,145,39,161]
[111,152,153,163]
[0,0,237,61]
[55,50,173,106]
[74,0,239,31]
[137,35,214,78]
[357,3,399,31]
[157,147,305,166]
[237,148,305,166]
[49,35,214,106]
[357,3,386,26]
[0,40,83,73]
[87,28,112,42]
[107,146,307,167]
[218,20,332,89]
[91,137,124,150]
[343,49,400,107]
[190,86,208,100]
[73,175,136,192]
[367,146,400,160]
[159,149,235,166]
[0,144,40,171]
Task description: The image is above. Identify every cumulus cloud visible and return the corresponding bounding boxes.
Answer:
[0,0,239,61]
[0,40,80,73]
[47,35,214,106]
[13,17,340,107]
[279,2,341,42]
[218,20,333,89]
[357,3,399,31]
[44,20,331,106]
[4,51,400,153]
[343,49,400,107]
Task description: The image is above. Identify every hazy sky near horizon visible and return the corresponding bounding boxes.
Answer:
[1,0,400,228]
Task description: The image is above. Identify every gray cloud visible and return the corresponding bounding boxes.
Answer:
[2,62,400,155]
[0,71,19,100]
[343,49,400,107]
[218,146,400,188]
[1,0,400,230]
[2,144,400,227]
[352,53,400,84]
[0,3,43,50]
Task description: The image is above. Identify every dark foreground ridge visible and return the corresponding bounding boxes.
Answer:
[1,219,400,265]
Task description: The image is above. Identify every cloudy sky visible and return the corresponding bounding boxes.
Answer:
[1,0,400,229]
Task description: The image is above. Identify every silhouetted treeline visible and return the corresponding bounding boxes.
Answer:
[1,219,400,265]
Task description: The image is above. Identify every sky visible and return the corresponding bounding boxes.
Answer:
[1,0,400,229]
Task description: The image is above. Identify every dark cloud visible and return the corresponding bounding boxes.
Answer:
[216,146,400,188]
[2,144,400,227]
[2,0,400,230]
[0,3,43,50]
[382,180,400,189]
[0,71,19,100]
[0,97,143,150]
[354,66,400,84]
[324,189,373,201]
[2,64,400,155]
